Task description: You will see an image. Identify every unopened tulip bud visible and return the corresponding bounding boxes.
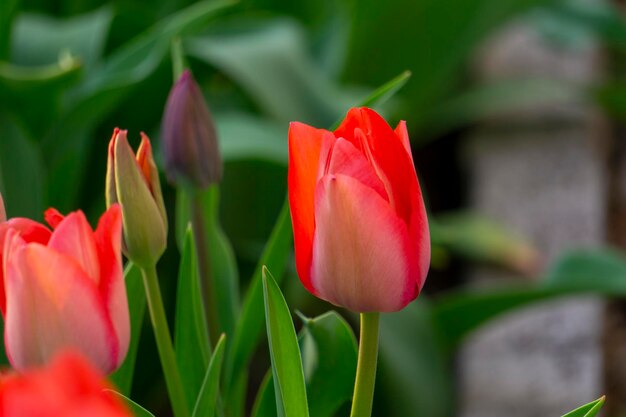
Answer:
[161,69,222,189]
[106,129,167,268]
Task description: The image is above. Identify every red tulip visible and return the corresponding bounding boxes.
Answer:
[0,350,132,417]
[288,108,430,312]
[0,205,130,373]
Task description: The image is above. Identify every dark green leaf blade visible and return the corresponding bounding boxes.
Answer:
[262,267,309,417]
[299,311,357,417]
[192,334,227,417]
[175,228,211,409]
[106,390,155,417]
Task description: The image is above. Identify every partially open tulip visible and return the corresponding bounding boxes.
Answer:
[288,107,430,312]
[106,129,167,268]
[0,205,130,374]
[161,69,222,188]
[0,350,132,417]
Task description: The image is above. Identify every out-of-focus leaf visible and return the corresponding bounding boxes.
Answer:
[251,370,276,417]
[186,19,353,126]
[224,201,292,397]
[217,112,287,164]
[415,78,583,138]
[344,0,558,115]
[374,301,454,417]
[12,7,113,70]
[175,187,239,339]
[430,211,542,275]
[110,263,146,396]
[298,311,357,417]
[0,116,44,218]
[175,229,211,410]
[595,82,626,122]
[107,390,156,417]
[0,0,19,59]
[192,334,226,417]
[561,396,605,417]
[537,0,626,51]
[432,249,626,352]
[262,267,309,417]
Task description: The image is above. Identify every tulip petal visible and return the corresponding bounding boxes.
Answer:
[394,120,413,163]
[334,108,420,227]
[311,174,418,312]
[326,138,388,202]
[47,211,100,285]
[4,243,118,373]
[0,220,51,315]
[288,122,335,293]
[94,204,129,367]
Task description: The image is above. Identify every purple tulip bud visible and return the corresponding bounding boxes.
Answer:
[161,70,222,189]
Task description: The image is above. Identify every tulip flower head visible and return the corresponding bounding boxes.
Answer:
[106,129,167,268]
[288,107,430,312]
[0,205,129,373]
[161,69,222,189]
[0,350,132,417]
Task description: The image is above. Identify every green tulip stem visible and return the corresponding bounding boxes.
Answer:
[141,265,190,417]
[171,37,186,80]
[350,312,380,417]
[190,191,220,347]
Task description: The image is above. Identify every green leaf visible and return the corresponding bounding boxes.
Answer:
[11,7,113,71]
[175,228,211,409]
[374,301,454,417]
[250,370,276,417]
[192,334,227,417]
[0,0,19,59]
[110,263,147,396]
[225,201,292,394]
[0,116,44,219]
[186,19,353,126]
[175,187,239,339]
[262,267,309,417]
[106,390,155,417]
[298,311,357,417]
[429,211,540,275]
[415,78,583,139]
[561,396,605,417]
[217,112,287,164]
[432,249,626,352]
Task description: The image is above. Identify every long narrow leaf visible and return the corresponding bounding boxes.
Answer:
[561,396,605,417]
[262,267,309,417]
[192,334,227,417]
[175,228,211,409]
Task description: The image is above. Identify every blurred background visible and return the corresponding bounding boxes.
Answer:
[1,0,626,416]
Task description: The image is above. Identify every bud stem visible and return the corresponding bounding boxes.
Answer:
[190,191,220,347]
[141,265,190,417]
[350,312,380,417]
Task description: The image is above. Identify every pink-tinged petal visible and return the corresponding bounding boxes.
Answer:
[394,120,413,164]
[311,174,419,312]
[4,244,118,374]
[48,211,100,284]
[44,208,65,230]
[326,138,388,202]
[334,108,420,230]
[0,193,5,223]
[288,122,335,293]
[0,220,51,315]
[94,205,129,366]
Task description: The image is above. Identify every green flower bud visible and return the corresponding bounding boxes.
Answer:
[106,128,167,267]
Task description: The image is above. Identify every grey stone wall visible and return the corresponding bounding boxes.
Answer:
[458,19,608,417]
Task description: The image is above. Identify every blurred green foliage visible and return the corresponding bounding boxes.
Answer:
[2,0,626,416]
